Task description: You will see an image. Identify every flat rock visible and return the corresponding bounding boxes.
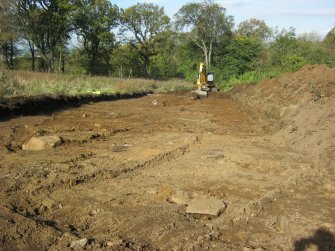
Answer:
[70,238,88,248]
[186,197,226,216]
[168,190,191,205]
[22,136,62,151]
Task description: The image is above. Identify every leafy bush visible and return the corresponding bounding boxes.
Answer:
[219,69,283,91]
[282,55,307,71]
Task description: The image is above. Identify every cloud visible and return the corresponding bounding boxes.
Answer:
[216,0,251,8]
[279,8,335,17]
[141,0,164,2]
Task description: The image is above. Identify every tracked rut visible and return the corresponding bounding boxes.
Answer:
[0,77,335,250]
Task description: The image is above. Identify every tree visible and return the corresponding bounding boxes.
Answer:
[298,31,322,42]
[73,0,119,75]
[150,30,179,79]
[111,44,143,78]
[0,0,19,69]
[121,3,170,78]
[175,0,233,66]
[17,0,72,72]
[323,27,335,53]
[236,18,272,42]
[216,36,262,79]
[323,26,335,66]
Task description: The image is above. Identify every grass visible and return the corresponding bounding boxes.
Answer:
[0,70,193,98]
[218,69,285,91]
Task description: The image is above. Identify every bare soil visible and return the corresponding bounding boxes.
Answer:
[0,65,335,250]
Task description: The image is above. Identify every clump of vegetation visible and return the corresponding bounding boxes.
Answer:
[0,71,193,98]
[1,0,334,95]
[0,71,23,97]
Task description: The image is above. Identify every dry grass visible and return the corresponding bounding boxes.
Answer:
[0,70,193,97]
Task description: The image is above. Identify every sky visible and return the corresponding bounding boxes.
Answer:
[113,0,335,39]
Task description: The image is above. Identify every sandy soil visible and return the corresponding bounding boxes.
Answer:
[0,65,334,250]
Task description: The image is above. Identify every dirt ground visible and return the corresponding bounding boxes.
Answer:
[0,65,335,250]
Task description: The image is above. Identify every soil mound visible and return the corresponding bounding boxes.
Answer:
[257,64,335,105]
[232,64,335,166]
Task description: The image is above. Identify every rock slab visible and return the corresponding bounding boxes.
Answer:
[168,190,191,205]
[70,238,88,248]
[22,136,62,151]
[186,197,226,216]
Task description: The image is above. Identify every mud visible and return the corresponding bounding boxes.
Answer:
[0,65,335,250]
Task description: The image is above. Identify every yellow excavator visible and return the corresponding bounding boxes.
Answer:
[194,63,217,98]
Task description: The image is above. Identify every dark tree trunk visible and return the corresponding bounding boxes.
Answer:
[9,41,14,69]
[2,42,10,68]
[61,56,65,73]
[144,55,150,78]
[28,41,35,71]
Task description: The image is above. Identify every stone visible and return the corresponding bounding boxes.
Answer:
[70,238,88,248]
[305,244,318,251]
[41,198,56,210]
[88,208,99,216]
[22,136,62,151]
[168,190,191,205]
[186,197,226,216]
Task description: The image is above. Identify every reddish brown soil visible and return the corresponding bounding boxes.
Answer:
[0,65,334,250]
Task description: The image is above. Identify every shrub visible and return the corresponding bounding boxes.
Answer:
[282,55,307,71]
[219,69,284,91]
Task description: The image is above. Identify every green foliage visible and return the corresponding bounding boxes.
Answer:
[17,0,73,72]
[0,0,19,69]
[111,44,142,78]
[282,55,307,71]
[175,0,233,66]
[174,40,203,82]
[150,31,179,79]
[219,69,283,91]
[323,27,335,67]
[236,18,273,42]
[1,0,334,92]
[121,3,170,78]
[216,36,262,80]
[263,28,331,73]
[73,0,119,75]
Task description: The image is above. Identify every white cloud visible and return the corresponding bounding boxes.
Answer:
[216,0,251,8]
[280,8,335,17]
[141,0,164,2]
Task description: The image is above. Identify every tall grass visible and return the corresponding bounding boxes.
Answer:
[218,69,284,91]
[0,70,193,98]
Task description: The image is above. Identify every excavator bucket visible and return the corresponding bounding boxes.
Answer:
[191,90,208,99]
[196,89,208,98]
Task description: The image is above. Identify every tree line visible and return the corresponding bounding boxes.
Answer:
[1,0,334,84]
